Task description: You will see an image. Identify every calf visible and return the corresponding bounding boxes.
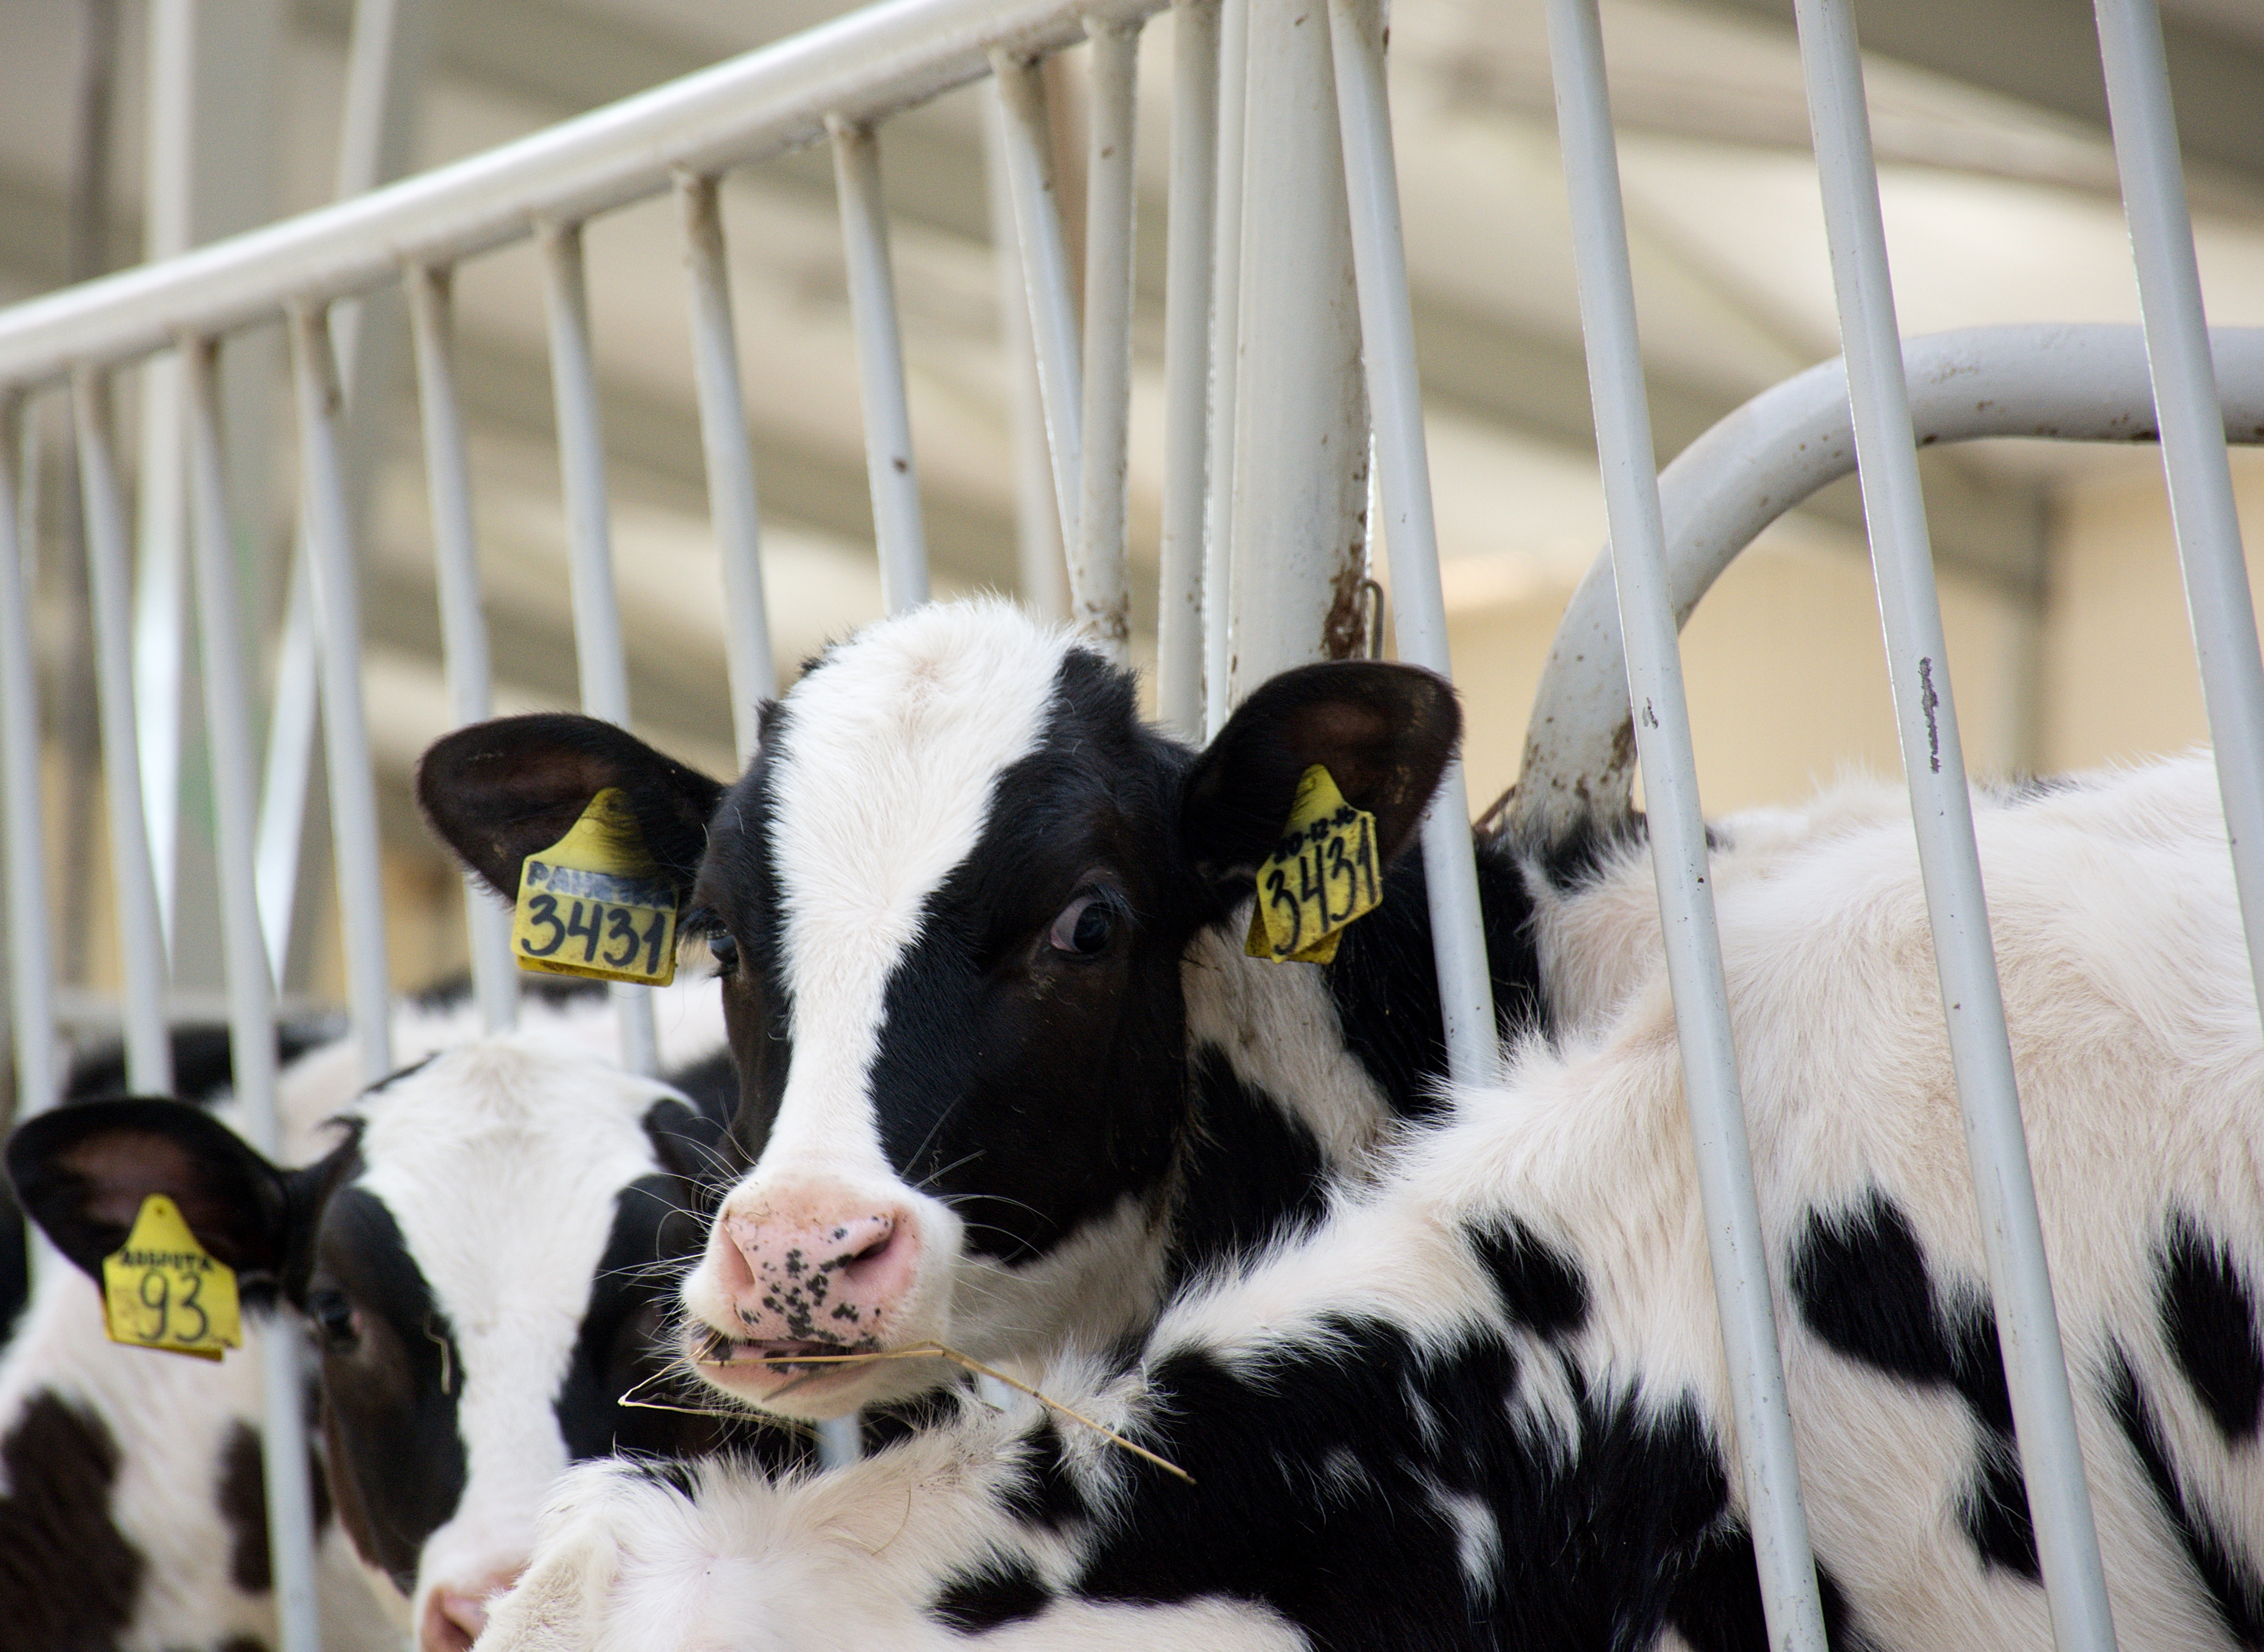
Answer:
[416,599,1640,1425]
[3,985,762,1652]
[484,751,2264,1652]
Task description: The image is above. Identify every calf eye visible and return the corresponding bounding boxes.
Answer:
[1049,893,1116,957]
[308,1288,358,1349]
[707,931,740,978]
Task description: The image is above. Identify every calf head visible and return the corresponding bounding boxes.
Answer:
[7,1039,743,1652]
[417,600,1459,1420]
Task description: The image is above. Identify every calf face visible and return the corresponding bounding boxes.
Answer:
[8,1038,764,1652]
[418,601,1459,1421]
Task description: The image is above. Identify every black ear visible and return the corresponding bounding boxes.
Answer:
[416,714,728,907]
[1180,661,1460,897]
[7,1100,307,1299]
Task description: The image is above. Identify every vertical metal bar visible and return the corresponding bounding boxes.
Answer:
[287,303,394,1085]
[1158,0,1219,739]
[1074,19,1140,662]
[2094,0,2264,1030]
[0,394,58,1118]
[1537,0,1827,1643]
[181,334,323,1652]
[982,85,1071,624]
[538,221,659,1078]
[131,350,185,946]
[1325,0,1493,1089]
[676,171,778,757]
[407,265,517,1035]
[71,369,171,1094]
[1789,5,2118,1646]
[254,551,318,977]
[1201,0,1248,739]
[827,122,931,618]
[989,51,1085,555]
[1224,0,1369,699]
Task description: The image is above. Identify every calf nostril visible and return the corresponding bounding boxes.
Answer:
[841,1217,895,1269]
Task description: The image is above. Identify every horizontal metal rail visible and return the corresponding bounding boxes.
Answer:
[0,0,1166,391]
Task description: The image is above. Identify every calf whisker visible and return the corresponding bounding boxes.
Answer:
[697,1340,1193,1485]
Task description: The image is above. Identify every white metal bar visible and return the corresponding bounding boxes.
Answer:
[0,394,59,1117]
[71,370,172,1095]
[537,222,659,1078]
[254,550,318,977]
[0,0,1172,392]
[981,84,1071,624]
[828,121,932,616]
[989,51,1085,554]
[1073,18,1140,661]
[130,351,186,948]
[1204,0,1259,733]
[1790,6,2118,1646]
[1156,0,1218,739]
[1222,0,1367,700]
[1322,0,1481,1075]
[2093,0,2264,1033]
[181,334,323,1652]
[676,171,778,756]
[1537,0,1827,1642]
[1200,0,1247,738]
[407,265,517,1036]
[286,304,394,1085]
[1325,0,1494,1085]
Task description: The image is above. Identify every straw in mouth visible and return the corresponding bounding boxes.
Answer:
[684,1333,1195,1484]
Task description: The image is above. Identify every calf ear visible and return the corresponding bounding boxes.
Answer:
[416,714,728,907]
[1180,661,1460,895]
[7,1100,302,1296]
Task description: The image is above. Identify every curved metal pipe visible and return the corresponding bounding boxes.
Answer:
[1507,323,2264,846]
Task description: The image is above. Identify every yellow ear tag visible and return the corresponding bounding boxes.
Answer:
[101,1194,242,1362]
[512,787,679,986]
[1244,765,1384,965]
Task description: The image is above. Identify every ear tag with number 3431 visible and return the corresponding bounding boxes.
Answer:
[513,787,679,987]
[1245,765,1384,965]
[102,1194,242,1362]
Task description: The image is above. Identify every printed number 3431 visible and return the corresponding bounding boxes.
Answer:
[520,893,668,975]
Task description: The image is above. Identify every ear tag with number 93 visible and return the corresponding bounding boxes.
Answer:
[101,1194,242,1362]
[1245,765,1384,965]
[512,787,679,986]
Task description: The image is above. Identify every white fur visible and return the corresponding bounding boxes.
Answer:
[481,754,2264,1652]
[347,1038,692,1641]
[686,601,1075,1402]
[0,979,728,1652]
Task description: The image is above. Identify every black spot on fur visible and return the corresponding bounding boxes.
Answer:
[629,1457,701,1500]
[995,1418,1090,1534]
[1790,1191,2036,1580]
[217,1421,274,1594]
[0,1391,143,1652]
[1465,1217,1588,1338]
[930,1559,1052,1632]
[2107,1341,2264,1646]
[1064,1312,1862,1649]
[2158,1211,2264,1445]
[1530,810,1646,896]
[1323,838,1547,1121]
[1165,1053,1329,1293]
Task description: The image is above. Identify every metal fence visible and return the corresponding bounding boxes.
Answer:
[0,0,2257,1648]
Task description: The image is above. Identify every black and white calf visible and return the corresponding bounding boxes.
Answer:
[483,751,2264,1652]
[4,986,773,1652]
[417,599,1596,1425]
